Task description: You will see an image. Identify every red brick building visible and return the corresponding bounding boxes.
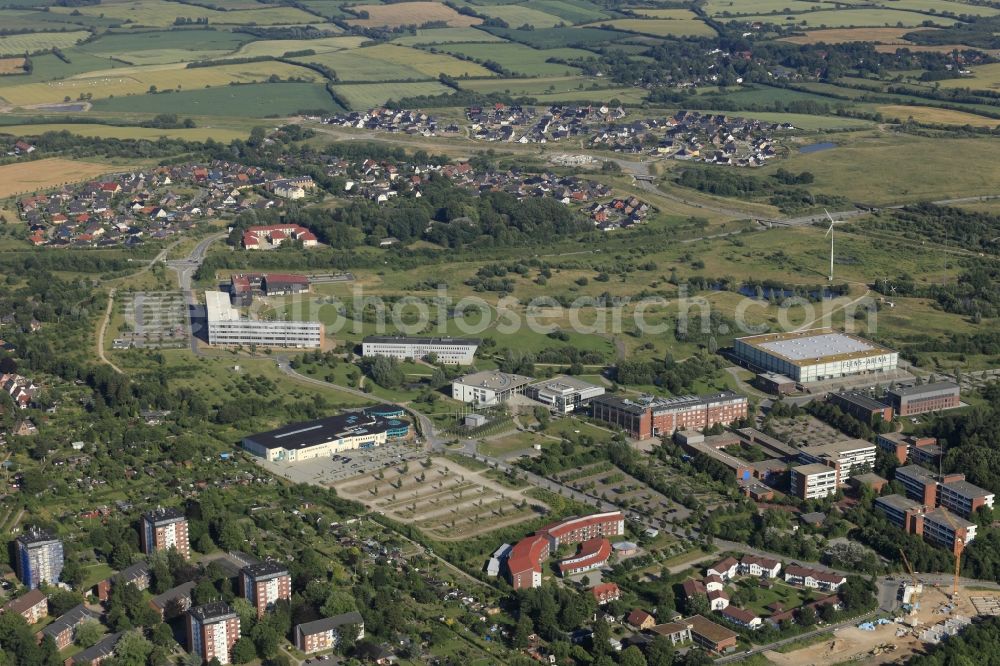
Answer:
[885,382,960,417]
[591,392,747,440]
[1,589,47,624]
[240,561,291,618]
[505,512,624,589]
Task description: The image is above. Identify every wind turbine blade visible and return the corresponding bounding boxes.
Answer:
[824,208,835,223]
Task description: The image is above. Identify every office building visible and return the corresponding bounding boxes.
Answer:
[240,561,291,618]
[687,614,738,654]
[734,328,897,383]
[188,603,240,665]
[885,382,960,416]
[875,494,925,534]
[894,464,941,506]
[938,478,995,518]
[15,528,63,589]
[295,611,365,654]
[451,371,533,406]
[525,375,605,413]
[205,290,322,348]
[876,432,937,465]
[590,391,748,440]
[242,412,406,462]
[790,463,839,500]
[827,391,893,424]
[797,439,877,481]
[923,508,977,555]
[362,336,479,365]
[141,507,190,559]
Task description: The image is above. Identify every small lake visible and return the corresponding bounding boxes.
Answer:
[799,142,838,154]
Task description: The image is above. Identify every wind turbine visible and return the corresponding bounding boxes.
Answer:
[824,209,844,282]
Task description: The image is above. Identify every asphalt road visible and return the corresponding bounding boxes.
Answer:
[165,231,228,357]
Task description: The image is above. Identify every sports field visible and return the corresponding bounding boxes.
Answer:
[0,30,89,56]
[330,81,452,110]
[0,61,318,106]
[346,2,481,28]
[0,158,126,198]
[586,18,716,38]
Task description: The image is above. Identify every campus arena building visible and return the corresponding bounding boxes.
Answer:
[205,291,322,348]
[734,328,897,383]
[242,412,409,462]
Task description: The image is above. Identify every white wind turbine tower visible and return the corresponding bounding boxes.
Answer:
[824,209,845,282]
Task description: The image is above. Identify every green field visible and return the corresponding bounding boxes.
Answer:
[735,8,960,27]
[232,35,363,58]
[436,43,592,76]
[524,0,613,24]
[470,4,566,28]
[90,82,344,116]
[330,81,452,109]
[939,63,1000,90]
[0,122,250,141]
[49,0,320,28]
[0,30,90,56]
[586,18,717,37]
[485,25,634,47]
[298,44,493,81]
[75,29,252,66]
[392,27,504,45]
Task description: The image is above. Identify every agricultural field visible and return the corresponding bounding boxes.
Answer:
[0,57,26,75]
[0,31,89,56]
[0,60,318,106]
[875,104,1000,127]
[585,17,717,38]
[90,81,344,116]
[334,456,547,542]
[435,43,592,77]
[734,8,960,28]
[73,29,252,66]
[485,25,634,48]
[938,63,1000,90]
[297,43,493,81]
[345,2,481,28]
[232,36,364,58]
[0,157,128,198]
[706,0,994,17]
[391,27,503,46]
[523,0,613,24]
[0,122,250,142]
[330,81,452,109]
[48,0,320,28]
[468,3,565,28]
[780,26,924,44]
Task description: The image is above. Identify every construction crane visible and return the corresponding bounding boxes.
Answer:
[899,548,922,612]
[937,508,965,601]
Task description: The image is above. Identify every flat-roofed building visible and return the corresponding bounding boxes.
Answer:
[362,336,479,365]
[205,290,322,348]
[895,465,941,506]
[141,507,189,559]
[526,376,605,413]
[939,478,995,518]
[240,561,291,618]
[451,371,533,406]
[827,391,893,424]
[15,528,63,590]
[791,463,839,499]
[686,614,738,654]
[187,603,240,665]
[650,620,692,645]
[923,507,977,555]
[876,432,937,465]
[261,273,309,296]
[734,328,897,383]
[875,494,925,534]
[591,391,747,440]
[798,439,876,481]
[295,611,364,654]
[242,413,402,462]
[885,381,960,417]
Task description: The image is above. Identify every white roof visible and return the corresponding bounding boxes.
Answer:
[758,332,874,361]
[205,291,239,322]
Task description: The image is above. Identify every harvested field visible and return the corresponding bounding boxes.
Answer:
[939,62,1000,90]
[0,123,249,142]
[346,2,481,28]
[0,30,89,56]
[742,9,958,28]
[0,57,25,75]
[334,457,547,541]
[876,105,1000,127]
[0,61,317,106]
[50,0,318,28]
[781,27,925,44]
[585,17,716,37]
[0,158,127,198]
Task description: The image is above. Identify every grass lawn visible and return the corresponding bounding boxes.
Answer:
[479,431,540,457]
[80,562,114,590]
[741,579,818,617]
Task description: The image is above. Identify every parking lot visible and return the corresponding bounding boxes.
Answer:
[116,291,188,349]
[257,441,427,486]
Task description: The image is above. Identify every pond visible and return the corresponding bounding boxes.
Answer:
[798,142,838,154]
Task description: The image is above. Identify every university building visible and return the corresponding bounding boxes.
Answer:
[590,391,748,440]
[361,336,479,365]
[734,328,897,383]
[242,412,408,462]
[205,290,322,348]
[885,382,960,416]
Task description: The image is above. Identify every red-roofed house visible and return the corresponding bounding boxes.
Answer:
[1,589,48,624]
[740,555,782,579]
[708,589,730,611]
[505,535,549,590]
[719,606,762,630]
[557,538,611,576]
[627,608,655,631]
[783,565,846,591]
[591,582,620,605]
[706,557,739,581]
